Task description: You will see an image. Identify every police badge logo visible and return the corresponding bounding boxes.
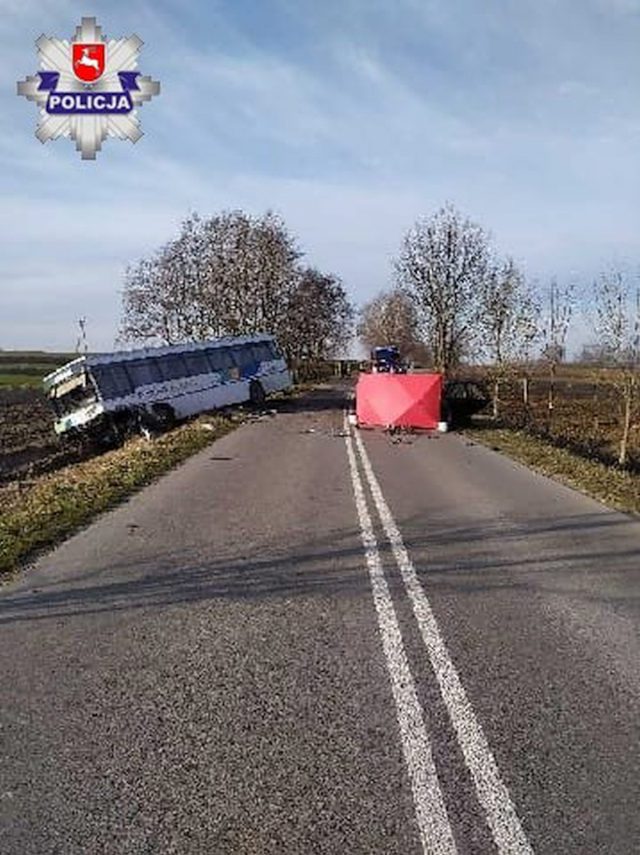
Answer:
[17,17,160,160]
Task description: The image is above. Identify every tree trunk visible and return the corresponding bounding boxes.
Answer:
[547,364,556,432]
[619,381,632,467]
[492,377,500,420]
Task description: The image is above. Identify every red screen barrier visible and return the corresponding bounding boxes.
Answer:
[356,373,443,429]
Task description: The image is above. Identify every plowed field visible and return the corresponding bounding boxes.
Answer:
[0,389,86,483]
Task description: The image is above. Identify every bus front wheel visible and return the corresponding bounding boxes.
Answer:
[249,380,266,408]
[151,403,176,431]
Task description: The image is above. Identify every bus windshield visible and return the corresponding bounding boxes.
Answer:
[48,373,97,417]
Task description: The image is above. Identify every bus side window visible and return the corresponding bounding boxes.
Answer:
[229,346,251,369]
[252,342,273,363]
[127,358,162,389]
[157,354,188,381]
[184,351,210,376]
[205,349,221,372]
[266,340,281,360]
[206,348,235,373]
[218,348,236,369]
[92,363,134,399]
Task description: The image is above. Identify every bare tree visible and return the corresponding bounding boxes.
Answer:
[357,289,425,361]
[593,270,640,466]
[121,213,225,344]
[250,211,302,341]
[538,280,575,427]
[120,210,301,345]
[394,203,491,374]
[120,211,354,376]
[284,268,354,362]
[480,258,538,419]
[120,254,181,344]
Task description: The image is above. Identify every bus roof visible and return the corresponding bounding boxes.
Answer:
[42,333,277,390]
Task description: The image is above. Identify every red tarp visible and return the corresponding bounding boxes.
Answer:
[356,373,443,429]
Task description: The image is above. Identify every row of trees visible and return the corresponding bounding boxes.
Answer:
[360,206,575,376]
[120,204,638,463]
[359,206,638,443]
[121,204,561,382]
[120,211,353,363]
[360,204,561,418]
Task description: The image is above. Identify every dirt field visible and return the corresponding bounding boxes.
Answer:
[482,368,640,469]
[0,388,88,483]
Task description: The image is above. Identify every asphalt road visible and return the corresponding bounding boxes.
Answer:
[1,384,639,854]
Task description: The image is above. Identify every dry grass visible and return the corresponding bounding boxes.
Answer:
[483,366,640,469]
[467,426,640,516]
[0,412,239,579]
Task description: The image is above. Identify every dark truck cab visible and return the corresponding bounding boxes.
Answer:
[371,346,407,374]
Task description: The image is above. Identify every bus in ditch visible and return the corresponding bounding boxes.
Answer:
[43,334,291,444]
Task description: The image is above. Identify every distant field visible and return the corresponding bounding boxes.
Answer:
[468,363,640,470]
[0,352,75,388]
[0,373,44,389]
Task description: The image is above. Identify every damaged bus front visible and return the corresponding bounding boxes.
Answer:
[43,357,107,440]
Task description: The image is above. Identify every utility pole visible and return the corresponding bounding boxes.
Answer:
[75,317,89,355]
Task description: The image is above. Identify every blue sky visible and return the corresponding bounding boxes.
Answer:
[1,0,639,351]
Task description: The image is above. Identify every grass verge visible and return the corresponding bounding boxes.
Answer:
[466,426,640,515]
[0,373,44,389]
[0,412,240,580]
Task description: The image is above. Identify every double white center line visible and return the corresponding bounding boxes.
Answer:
[345,419,534,855]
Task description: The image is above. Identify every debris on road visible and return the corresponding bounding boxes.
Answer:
[299,426,350,438]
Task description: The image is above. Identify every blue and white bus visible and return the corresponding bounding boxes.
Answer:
[43,334,291,443]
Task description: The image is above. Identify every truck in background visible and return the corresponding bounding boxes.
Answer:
[370,345,407,374]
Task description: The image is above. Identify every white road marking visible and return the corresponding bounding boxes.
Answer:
[353,427,535,855]
[344,428,458,855]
